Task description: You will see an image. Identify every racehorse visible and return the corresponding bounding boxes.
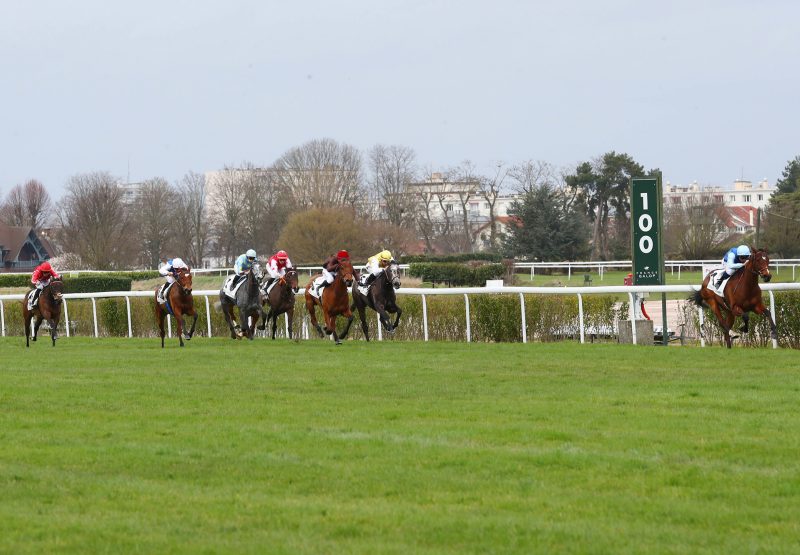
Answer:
[259,267,300,339]
[220,266,263,340]
[23,279,64,347]
[154,268,198,348]
[342,261,403,341]
[691,247,776,348]
[305,258,355,345]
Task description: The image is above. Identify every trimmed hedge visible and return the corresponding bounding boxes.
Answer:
[408,263,506,286]
[0,271,156,289]
[401,253,503,264]
[64,276,133,293]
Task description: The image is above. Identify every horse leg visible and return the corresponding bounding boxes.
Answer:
[357,304,370,341]
[306,296,325,338]
[175,309,185,347]
[287,306,294,340]
[754,302,778,340]
[186,312,198,340]
[391,305,402,331]
[32,316,43,342]
[258,307,268,331]
[24,310,31,348]
[739,312,750,334]
[240,307,253,340]
[722,310,736,348]
[49,318,57,346]
[271,311,278,339]
[330,315,343,345]
[708,299,734,348]
[340,307,356,340]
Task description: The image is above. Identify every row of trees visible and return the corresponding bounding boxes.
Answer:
[3,139,799,267]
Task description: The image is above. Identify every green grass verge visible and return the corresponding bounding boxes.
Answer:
[1,339,799,554]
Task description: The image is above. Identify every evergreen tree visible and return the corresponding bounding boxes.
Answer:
[775,155,800,195]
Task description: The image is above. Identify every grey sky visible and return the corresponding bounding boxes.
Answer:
[1,0,798,197]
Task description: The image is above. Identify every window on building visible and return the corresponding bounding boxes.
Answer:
[757,194,763,201]
[470,202,479,211]
[445,204,453,212]
[729,195,736,201]
[484,203,490,209]
[714,195,723,202]
[743,194,751,202]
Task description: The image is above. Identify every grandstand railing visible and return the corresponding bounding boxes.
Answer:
[3,283,799,348]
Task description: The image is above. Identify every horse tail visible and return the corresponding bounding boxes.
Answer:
[689,290,704,308]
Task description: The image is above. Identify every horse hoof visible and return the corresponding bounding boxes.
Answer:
[335,340,342,345]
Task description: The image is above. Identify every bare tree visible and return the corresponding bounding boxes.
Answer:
[508,160,559,195]
[208,166,248,265]
[367,144,418,226]
[446,161,482,252]
[173,171,210,268]
[136,177,175,268]
[271,138,364,210]
[664,196,731,259]
[0,179,52,229]
[478,162,509,250]
[56,172,136,269]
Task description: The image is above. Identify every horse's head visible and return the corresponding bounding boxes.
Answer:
[339,259,355,287]
[750,248,771,282]
[385,262,401,290]
[285,268,300,294]
[49,279,64,302]
[177,268,193,293]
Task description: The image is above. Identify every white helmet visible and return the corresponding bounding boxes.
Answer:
[737,245,751,257]
[246,249,257,259]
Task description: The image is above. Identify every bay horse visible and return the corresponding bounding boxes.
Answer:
[219,266,263,340]
[691,247,776,348]
[304,258,355,345]
[342,261,403,341]
[23,279,64,347]
[154,268,198,348]
[259,267,300,339]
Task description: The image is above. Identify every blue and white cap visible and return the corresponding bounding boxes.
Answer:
[246,249,257,259]
[737,245,751,257]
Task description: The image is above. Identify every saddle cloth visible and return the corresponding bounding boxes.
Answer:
[707,268,731,298]
[263,279,279,297]
[308,276,327,299]
[222,274,246,300]
[26,290,38,311]
[157,282,175,305]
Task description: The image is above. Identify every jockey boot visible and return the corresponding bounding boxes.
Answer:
[29,288,41,309]
[365,273,378,287]
[713,274,725,290]
[158,283,168,303]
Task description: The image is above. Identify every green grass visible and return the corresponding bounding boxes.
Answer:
[2,339,799,554]
[514,268,799,287]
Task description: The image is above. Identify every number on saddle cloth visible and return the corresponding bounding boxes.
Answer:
[309,276,327,298]
[223,274,246,299]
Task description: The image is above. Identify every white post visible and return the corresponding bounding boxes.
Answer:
[578,293,585,344]
[519,293,527,343]
[377,312,383,341]
[167,314,172,338]
[464,294,471,343]
[0,300,4,337]
[91,298,99,338]
[698,304,705,348]
[422,294,429,341]
[678,265,681,280]
[568,264,572,281]
[205,296,212,337]
[628,292,637,345]
[600,265,604,281]
[125,296,132,338]
[769,290,778,349]
[64,299,70,338]
[793,265,796,281]
[284,312,289,338]
[530,266,534,280]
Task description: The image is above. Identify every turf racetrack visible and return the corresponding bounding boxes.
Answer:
[1,338,798,554]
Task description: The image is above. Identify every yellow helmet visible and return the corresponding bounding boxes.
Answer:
[379,250,392,261]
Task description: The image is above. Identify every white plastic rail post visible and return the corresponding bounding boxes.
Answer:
[63,299,70,337]
[167,313,172,338]
[125,296,132,337]
[769,291,777,349]
[377,312,383,341]
[628,292,637,345]
[422,294,429,341]
[91,298,99,338]
[205,296,212,337]
[464,294,471,342]
[284,312,289,338]
[519,293,527,343]
[0,300,4,337]
[698,304,705,347]
[578,293,585,344]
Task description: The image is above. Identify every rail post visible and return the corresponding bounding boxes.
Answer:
[91,298,99,338]
[698,304,705,347]
[578,293,585,344]
[125,296,132,338]
[285,312,289,338]
[377,312,383,341]
[0,300,4,337]
[205,296,212,337]
[519,293,527,343]
[769,291,777,349]
[464,294,471,342]
[628,292,637,345]
[422,294,429,341]
[63,299,70,337]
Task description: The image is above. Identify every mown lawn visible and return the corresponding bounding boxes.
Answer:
[1,338,799,554]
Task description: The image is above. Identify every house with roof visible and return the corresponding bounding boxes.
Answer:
[0,224,57,272]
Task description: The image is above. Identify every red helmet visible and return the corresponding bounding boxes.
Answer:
[336,250,350,260]
[39,261,53,274]
[276,250,288,260]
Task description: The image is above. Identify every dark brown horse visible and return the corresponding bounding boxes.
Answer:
[305,258,355,345]
[342,261,403,341]
[154,268,198,348]
[691,247,776,348]
[23,279,64,347]
[220,266,263,340]
[259,267,300,339]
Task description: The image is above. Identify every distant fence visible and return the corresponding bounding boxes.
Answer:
[3,283,800,348]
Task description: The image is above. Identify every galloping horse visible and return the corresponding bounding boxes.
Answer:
[259,267,300,339]
[305,258,355,345]
[342,261,403,341]
[154,268,198,348]
[220,267,263,340]
[23,279,64,347]
[691,247,777,348]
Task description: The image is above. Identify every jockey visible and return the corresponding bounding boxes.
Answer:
[232,249,258,288]
[361,250,394,289]
[264,250,293,289]
[157,257,189,301]
[714,244,751,289]
[315,249,349,295]
[30,261,61,307]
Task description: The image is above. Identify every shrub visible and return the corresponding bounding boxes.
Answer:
[409,263,506,286]
[63,276,132,293]
[401,253,503,264]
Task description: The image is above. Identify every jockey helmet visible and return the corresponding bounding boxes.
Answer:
[246,249,257,259]
[39,261,53,274]
[378,250,392,262]
[337,250,350,260]
[276,250,288,260]
[736,245,751,258]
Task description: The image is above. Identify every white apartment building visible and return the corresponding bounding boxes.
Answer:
[663,178,774,210]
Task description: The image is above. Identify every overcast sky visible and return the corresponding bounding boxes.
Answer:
[1,0,798,197]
